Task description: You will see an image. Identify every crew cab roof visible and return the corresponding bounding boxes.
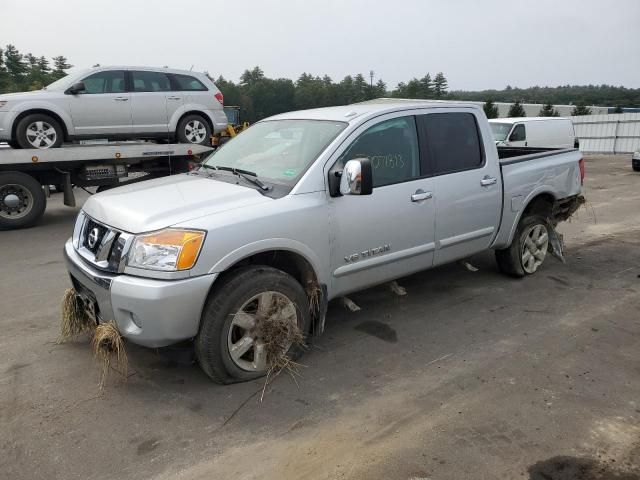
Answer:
[267,98,483,123]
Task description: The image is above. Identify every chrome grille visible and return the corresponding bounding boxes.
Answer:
[76,213,131,273]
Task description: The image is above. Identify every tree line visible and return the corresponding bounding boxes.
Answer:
[0,44,71,92]
[214,67,451,122]
[2,44,639,122]
[482,99,596,119]
[453,84,639,112]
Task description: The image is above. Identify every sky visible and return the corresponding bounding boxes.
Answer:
[3,0,640,91]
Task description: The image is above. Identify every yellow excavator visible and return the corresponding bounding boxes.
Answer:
[211,106,250,147]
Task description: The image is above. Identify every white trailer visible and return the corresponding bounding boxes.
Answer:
[0,143,212,230]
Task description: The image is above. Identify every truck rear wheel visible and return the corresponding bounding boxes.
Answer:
[195,266,310,384]
[16,114,63,149]
[0,172,46,230]
[495,215,549,277]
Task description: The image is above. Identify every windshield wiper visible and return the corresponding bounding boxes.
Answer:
[199,164,270,191]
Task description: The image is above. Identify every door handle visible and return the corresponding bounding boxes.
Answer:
[167,96,181,100]
[411,190,433,202]
[480,176,497,187]
[114,97,128,101]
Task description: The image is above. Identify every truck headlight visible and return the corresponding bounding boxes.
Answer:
[128,229,206,271]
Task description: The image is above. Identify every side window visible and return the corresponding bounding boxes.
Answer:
[171,74,208,91]
[509,124,526,142]
[131,71,171,92]
[337,116,420,187]
[81,70,125,94]
[419,112,483,175]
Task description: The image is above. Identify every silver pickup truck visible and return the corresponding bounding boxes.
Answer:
[64,101,585,383]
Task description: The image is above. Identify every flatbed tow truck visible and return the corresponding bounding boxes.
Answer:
[0,142,213,230]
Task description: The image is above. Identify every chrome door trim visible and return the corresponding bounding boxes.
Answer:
[437,226,495,249]
[333,242,436,278]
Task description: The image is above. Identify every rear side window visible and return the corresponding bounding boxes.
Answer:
[171,74,208,91]
[82,70,125,94]
[419,112,483,175]
[509,124,526,142]
[131,71,171,92]
[337,116,420,187]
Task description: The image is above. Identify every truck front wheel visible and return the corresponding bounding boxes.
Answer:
[495,215,549,277]
[195,266,311,384]
[0,172,47,230]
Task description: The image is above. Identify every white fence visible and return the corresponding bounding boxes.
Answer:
[572,112,640,154]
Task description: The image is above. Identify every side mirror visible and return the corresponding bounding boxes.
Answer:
[339,158,373,196]
[67,81,86,94]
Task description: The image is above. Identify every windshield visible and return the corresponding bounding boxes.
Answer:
[44,69,91,91]
[203,119,347,184]
[490,122,513,142]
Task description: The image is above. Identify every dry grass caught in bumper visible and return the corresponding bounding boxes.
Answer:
[58,288,94,343]
[91,321,128,390]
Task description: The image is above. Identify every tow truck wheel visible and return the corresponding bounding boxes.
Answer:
[0,172,46,230]
[195,266,311,384]
[176,114,211,146]
[16,114,63,149]
[495,214,549,278]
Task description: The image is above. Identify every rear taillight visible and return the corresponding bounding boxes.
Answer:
[579,158,585,185]
[215,92,224,106]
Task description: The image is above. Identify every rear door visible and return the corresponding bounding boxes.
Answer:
[507,122,527,146]
[417,110,502,266]
[68,69,131,137]
[327,113,436,296]
[129,70,177,136]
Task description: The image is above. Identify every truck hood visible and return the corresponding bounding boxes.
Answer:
[82,174,272,233]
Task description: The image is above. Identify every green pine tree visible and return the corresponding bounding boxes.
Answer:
[483,99,499,119]
[508,100,526,117]
[50,55,72,81]
[571,104,592,116]
[538,102,559,117]
[419,73,433,98]
[433,72,448,97]
[4,44,28,91]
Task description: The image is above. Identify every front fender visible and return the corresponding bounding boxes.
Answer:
[12,100,74,135]
[207,238,326,286]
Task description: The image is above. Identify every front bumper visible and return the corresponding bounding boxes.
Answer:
[64,239,216,348]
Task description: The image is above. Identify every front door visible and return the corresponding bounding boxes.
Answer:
[327,114,436,297]
[507,123,527,146]
[417,110,502,266]
[68,69,132,137]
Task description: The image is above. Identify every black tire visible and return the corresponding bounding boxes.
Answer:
[15,113,63,149]
[176,114,212,146]
[0,172,47,230]
[495,214,549,278]
[7,140,20,149]
[195,266,311,384]
[633,165,640,172]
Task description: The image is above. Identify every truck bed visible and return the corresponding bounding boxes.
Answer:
[491,146,583,249]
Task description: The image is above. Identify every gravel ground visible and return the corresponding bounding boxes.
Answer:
[1,154,639,480]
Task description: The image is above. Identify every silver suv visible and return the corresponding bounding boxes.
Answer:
[0,66,228,149]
